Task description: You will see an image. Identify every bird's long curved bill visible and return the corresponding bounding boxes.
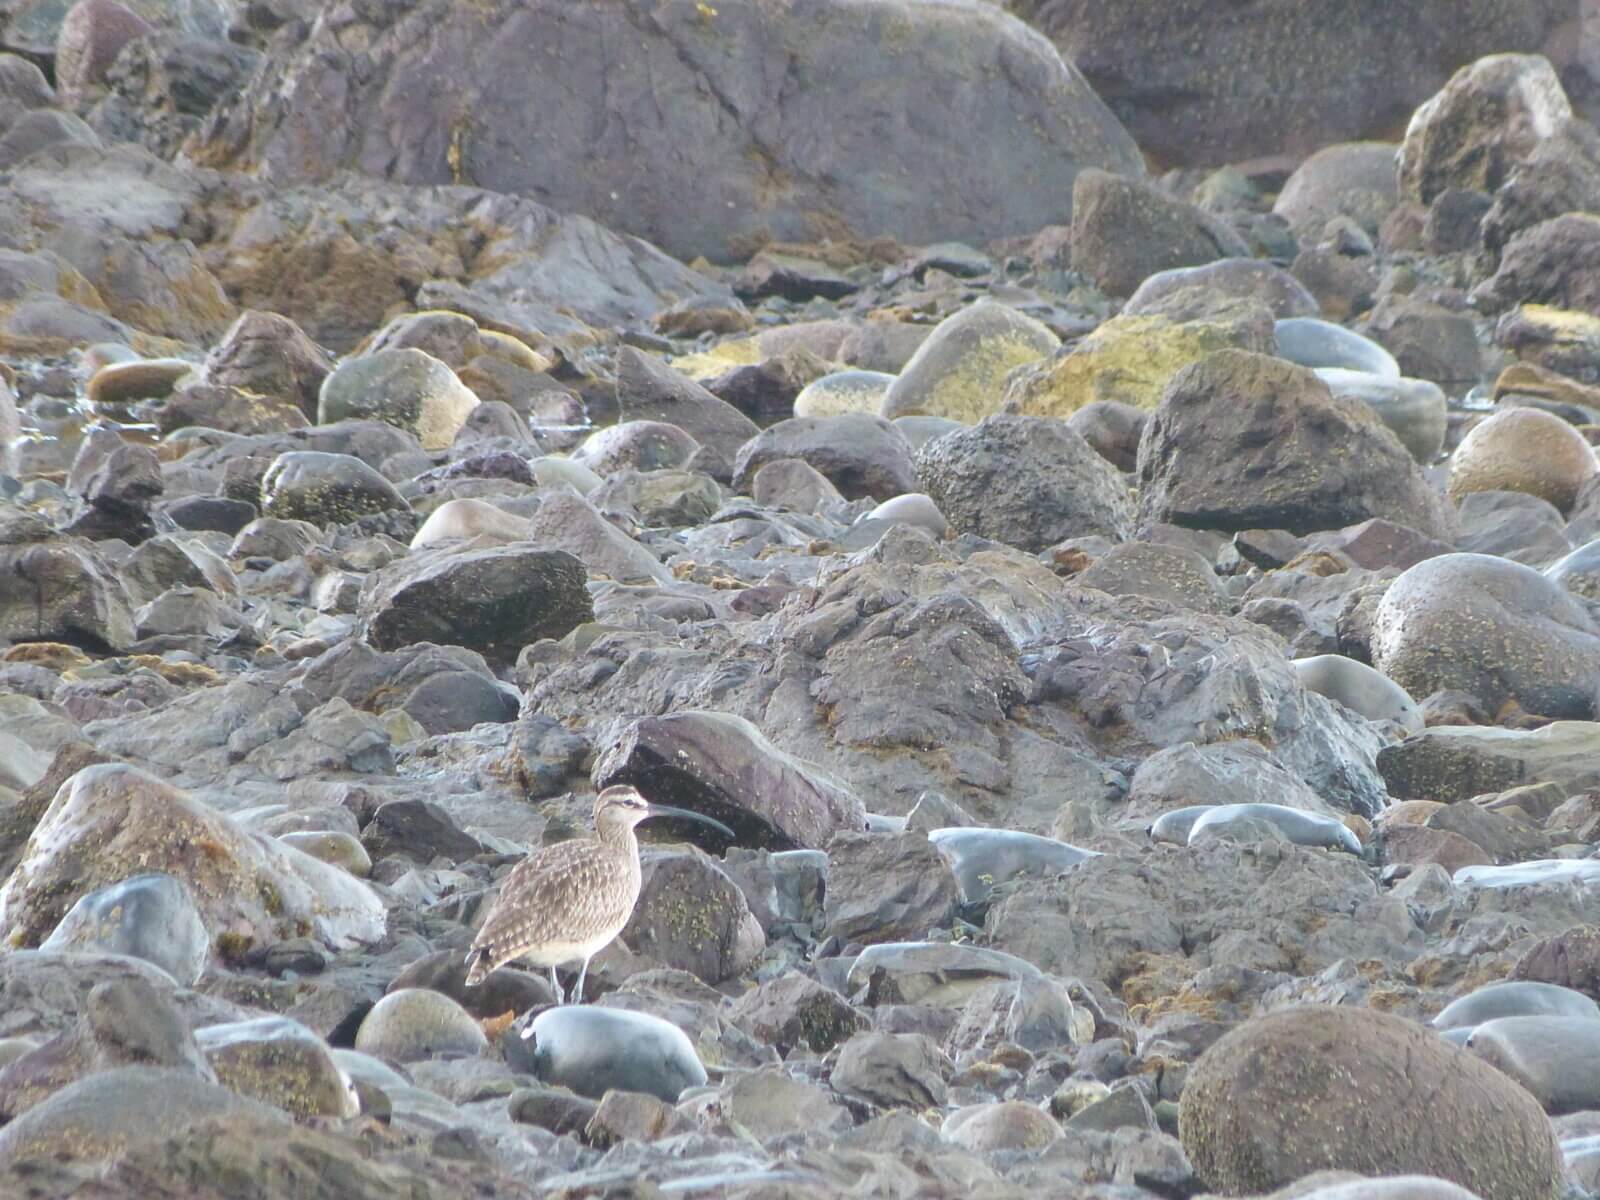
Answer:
[645,803,736,841]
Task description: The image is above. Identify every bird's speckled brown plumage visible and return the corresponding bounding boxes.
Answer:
[463,784,732,1002]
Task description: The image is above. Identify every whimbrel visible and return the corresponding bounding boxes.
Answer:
[463,785,734,1003]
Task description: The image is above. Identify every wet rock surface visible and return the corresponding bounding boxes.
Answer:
[1,15,1599,1200]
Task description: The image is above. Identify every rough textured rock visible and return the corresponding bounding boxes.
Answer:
[1398,53,1574,206]
[0,541,135,652]
[1471,213,1600,318]
[620,847,763,985]
[1377,722,1600,803]
[1179,1005,1563,1199]
[195,1017,357,1119]
[916,414,1135,552]
[1069,169,1250,297]
[0,1067,283,1169]
[0,764,386,955]
[614,348,759,469]
[595,711,866,851]
[1136,350,1455,540]
[822,831,960,945]
[1002,307,1272,417]
[192,0,1144,263]
[731,413,916,502]
[358,543,593,664]
[986,841,1414,992]
[258,451,410,527]
[1371,554,1600,719]
[1003,4,1571,167]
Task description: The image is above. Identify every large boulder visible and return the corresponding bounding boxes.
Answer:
[357,543,593,664]
[1135,350,1455,539]
[190,0,1144,263]
[1179,1005,1563,1199]
[1002,2,1571,167]
[0,540,135,652]
[0,764,386,955]
[916,414,1135,552]
[1372,553,1600,719]
[1398,53,1573,206]
[594,710,867,850]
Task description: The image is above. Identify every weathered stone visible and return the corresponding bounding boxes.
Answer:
[916,414,1134,552]
[881,302,1058,424]
[317,348,479,451]
[822,832,960,946]
[830,1032,948,1110]
[1136,350,1454,539]
[1273,143,1402,236]
[1179,1005,1563,1199]
[1399,53,1573,206]
[258,451,410,526]
[0,763,386,955]
[731,413,915,502]
[1069,169,1250,297]
[358,543,592,664]
[1372,554,1600,719]
[595,711,866,851]
[192,0,1144,263]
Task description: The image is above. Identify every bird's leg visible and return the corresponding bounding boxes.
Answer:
[549,965,564,1005]
[573,956,591,1005]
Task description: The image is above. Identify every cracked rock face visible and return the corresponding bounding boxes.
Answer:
[187,0,1144,262]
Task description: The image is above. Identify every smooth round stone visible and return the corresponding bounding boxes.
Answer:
[1179,1005,1563,1200]
[276,830,371,877]
[794,369,895,418]
[1546,539,1600,602]
[195,1016,359,1118]
[1275,317,1400,378]
[410,497,530,549]
[1449,407,1599,513]
[1466,1016,1600,1113]
[259,450,410,526]
[1293,654,1424,734]
[317,348,479,451]
[881,301,1058,423]
[1184,803,1362,852]
[1371,553,1600,720]
[1454,860,1600,890]
[1315,370,1446,462]
[863,492,947,538]
[529,455,602,495]
[941,1100,1062,1151]
[354,988,487,1062]
[1434,980,1600,1031]
[85,357,195,406]
[928,827,1098,905]
[516,1005,706,1102]
[39,872,208,986]
[1124,257,1320,319]
[892,414,967,449]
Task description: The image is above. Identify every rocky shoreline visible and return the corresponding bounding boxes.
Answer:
[1,1,1600,1197]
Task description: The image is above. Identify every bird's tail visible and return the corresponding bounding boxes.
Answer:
[463,945,492,987]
